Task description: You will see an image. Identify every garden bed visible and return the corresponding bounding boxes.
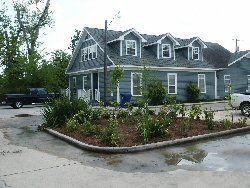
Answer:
[54,117,248,147]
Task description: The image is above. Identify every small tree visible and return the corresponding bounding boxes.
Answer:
[186,82,200,102]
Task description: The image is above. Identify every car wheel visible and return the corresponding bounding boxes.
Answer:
[241,103,250,116]
[13,101,23,109]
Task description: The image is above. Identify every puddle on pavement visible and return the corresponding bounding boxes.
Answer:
[163,146,208,166]
[15,114,33,117]
[16,126,36,137]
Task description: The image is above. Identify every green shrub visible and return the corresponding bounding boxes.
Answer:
[101,117,120,146]
[42,97,89,128]
[83,121,101,136]
[144,81,166,105]
[65,118,80,132]
[136,114,166,142]
[179,104,186,117]
[238,117,247,127]
[186,82,200,102]
[203,108,215,130]
[188,105,202,120]
[220,119,232,129]
[117,109,129,119]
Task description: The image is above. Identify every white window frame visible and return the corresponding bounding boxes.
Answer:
[126,40,137,56]
[224,75,231,93]
[82,76,87,90]
[162,44,171,58]
[192,47,199,60]
[248,75,250,92]
[81,48,88,62]
[198,74,206,93]
[73,77,76,89]
[92,45,97,59]
[131,72,142,96]
[168,73,177,94]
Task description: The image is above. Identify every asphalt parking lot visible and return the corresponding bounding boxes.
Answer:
[0,103,250,187]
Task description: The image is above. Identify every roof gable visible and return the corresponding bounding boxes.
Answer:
[107,28,147,43]
[143,33,180,47]
[228,51,250,66]
[175,37,207,49]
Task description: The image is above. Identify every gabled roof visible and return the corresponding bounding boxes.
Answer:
[143,33,180,47]
[107,28,147,43]
[228,50,250,66]
[175,37,207,49]
[203,42,231,68]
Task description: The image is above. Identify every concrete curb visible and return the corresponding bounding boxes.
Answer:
[45,126,250,154]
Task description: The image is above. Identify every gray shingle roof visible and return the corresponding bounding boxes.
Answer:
[229,50,250,64]
[83,27,249,70]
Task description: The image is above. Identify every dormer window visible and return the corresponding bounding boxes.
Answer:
[192,47,199,60]
[81,48,88,62]
[126,40,137,56]
[162,44,171,58]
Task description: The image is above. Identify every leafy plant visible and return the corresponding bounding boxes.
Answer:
[42,97,89,128]
[136,114,166,142]
[144,81,166,105]
[186,82,200,102]
[101,117,120,146]
[203,108,215,130]
[238,117,247,127]
[117,109,129,119]
[65,118,80,132]
[179,119,191,133]
[83,122,101,136]
[179,104,186,117]
[220,119,232,129]
[188,105,202,120]
[111,65,124,86]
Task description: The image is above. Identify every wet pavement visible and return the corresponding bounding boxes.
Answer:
[0,105,250,174]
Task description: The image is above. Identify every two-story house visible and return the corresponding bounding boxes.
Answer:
[66,27,250,103]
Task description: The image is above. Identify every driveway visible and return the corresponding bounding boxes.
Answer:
[0,104,250,187]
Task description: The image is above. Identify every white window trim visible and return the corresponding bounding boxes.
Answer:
[126,40,137,56]
[192,47,199,60]
[82,76,87,90]
[162,44,171,58]
[83,48,88,61]
[198,74,206,93]
[168,73,177,94]
[73,77,76,89]
[131,72,142,96]
[92,45,97,59]
[224,75,231,93]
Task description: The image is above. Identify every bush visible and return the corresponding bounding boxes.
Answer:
[101,117,120,146]
[203,108,214,130]
[42,97,89,128]
[136,114,166,142]
[144,81,166,105]
[188,105,202,120]
[65,118,80,132]
[186,82,200,102]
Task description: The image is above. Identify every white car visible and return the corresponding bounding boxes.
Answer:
[231,92,250,116]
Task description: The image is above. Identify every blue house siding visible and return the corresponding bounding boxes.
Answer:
[117,70,216,102]
[217,58,250,98]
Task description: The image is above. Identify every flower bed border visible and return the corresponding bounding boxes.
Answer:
[45,126,250,153]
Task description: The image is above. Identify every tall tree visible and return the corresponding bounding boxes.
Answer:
[68,29,81,54]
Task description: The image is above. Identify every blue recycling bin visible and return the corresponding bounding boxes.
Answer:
[120,93,132,108]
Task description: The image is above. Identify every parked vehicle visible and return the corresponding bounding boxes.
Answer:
[3,88,59,109]
[231,92,250,116]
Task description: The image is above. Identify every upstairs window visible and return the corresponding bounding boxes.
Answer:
[198,74,206,93]
[131,72,142,96]
[224,75,231,92]
[162,44,171,58]
[126,40,137,56]
[81,48,88,62]
[88,45,97,60]
[192,47,199,60]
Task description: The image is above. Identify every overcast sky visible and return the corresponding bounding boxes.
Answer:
[42,0,250,54]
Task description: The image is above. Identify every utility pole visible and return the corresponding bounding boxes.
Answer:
[233,39,240,52]
[103,20,107,106]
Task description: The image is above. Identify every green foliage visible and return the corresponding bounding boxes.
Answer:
[203,108,214,130]
[111,65,124,86]
[42,97,88,128]
[68,29,81,53]
[179,120,191,133]
[136,114,166,142]
[186,82,200,102]
[179,104,186,117]
[117,109,129,119]
[220,119,232,129]
[188,105,202,120]
[238,117,247,127]
[101,117,120,146]
[65,118,80,132]
[144,81,166,105]
[82,121,101,136]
